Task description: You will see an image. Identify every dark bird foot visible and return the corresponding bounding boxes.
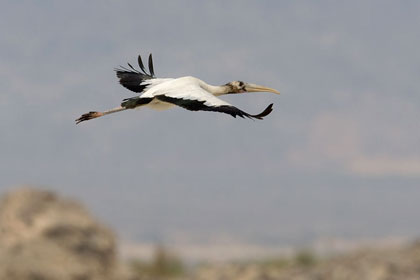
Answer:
[75,111,103,124]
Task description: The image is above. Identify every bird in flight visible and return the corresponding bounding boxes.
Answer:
[76,54,280,124]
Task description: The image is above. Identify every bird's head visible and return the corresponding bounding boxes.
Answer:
[226,81,280,94]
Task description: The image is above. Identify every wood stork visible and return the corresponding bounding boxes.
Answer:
[76,54,280,124]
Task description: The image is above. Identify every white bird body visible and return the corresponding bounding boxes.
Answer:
[142,76,232,107]
[145,97,175,111]
[76,54,280,124]
[139,78,176,110]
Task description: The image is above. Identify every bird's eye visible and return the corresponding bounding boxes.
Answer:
[238,81,244,87]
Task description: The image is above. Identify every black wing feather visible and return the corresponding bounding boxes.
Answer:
[137,55,147,73]
[121,97,153,109]
[115,54,156,93]
[148,54,155,77]
[127,62,138,72]
[156,95,273,120]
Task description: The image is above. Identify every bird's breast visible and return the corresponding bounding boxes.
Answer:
[145,99,175,111]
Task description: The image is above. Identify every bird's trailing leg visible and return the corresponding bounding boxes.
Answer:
[75,106,127,124]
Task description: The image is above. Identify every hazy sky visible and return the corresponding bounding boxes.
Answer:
[1,1,419,247]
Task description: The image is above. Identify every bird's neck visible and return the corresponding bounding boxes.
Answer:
[199,82,230,96]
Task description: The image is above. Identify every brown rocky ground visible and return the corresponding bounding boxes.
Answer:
[0,188,133,280]
[191,242,420,280]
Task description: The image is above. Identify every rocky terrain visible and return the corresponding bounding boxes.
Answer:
[0,188,133,280]
[1,187,420,280]
[191,242,420,280]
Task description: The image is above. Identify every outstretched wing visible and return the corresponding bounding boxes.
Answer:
[115,54,156,93]
[157,94,273,119]
[149,79,273,120]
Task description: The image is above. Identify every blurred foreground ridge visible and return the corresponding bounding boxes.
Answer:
[1,187,420,280]
[0,188,130,280]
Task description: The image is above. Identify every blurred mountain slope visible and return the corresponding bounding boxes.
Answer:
[0,188,132,280]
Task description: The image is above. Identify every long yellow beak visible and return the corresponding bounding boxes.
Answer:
[245,83,280,94]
